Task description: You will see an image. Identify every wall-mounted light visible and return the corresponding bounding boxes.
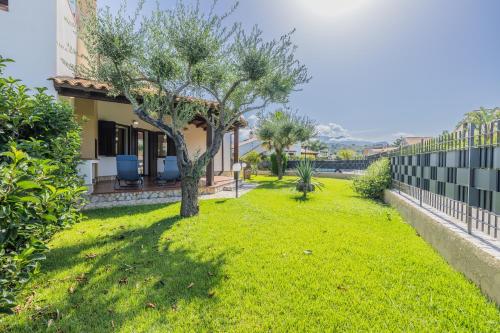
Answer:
[132,120,139,128]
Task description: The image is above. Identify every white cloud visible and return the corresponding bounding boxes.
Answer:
[391,132,415,138]
[316,123,349,140]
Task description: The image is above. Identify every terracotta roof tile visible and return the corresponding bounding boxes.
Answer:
[50,76,247,127]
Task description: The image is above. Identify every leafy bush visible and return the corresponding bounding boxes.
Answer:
[270,153,287,176]
[0,148,86,313]
[352,158,392,199]
[241,151,262,177]
[0,56,85,314]
[336,149,358,160]
[295,159,323,199]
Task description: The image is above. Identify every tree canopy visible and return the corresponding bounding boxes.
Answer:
[76,0,310,216]
[256,109,315,179]
[456,107,500,130]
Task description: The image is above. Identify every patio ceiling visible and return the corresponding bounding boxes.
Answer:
[51,76,247,130]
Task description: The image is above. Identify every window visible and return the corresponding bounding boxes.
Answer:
[0,0,8,11]
[115,126,128,155]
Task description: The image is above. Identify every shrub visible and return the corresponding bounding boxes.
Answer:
[241,151,262,177]
[0,56,85,314]
[270,153,287,176]
[336,149,358,160]
[352,158,392,199]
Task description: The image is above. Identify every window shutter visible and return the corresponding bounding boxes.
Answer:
[130,128,138,155]
[98,121,116,156]
[167,136,177,156]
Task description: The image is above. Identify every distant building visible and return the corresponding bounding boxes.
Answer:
[401,136,433,146]
[363,146,397,157]
[239,137,266,156]
[363,136,432,157]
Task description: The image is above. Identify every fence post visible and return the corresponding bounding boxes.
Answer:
[420,138,423,207]
[398,145,402,194]
[466,123,475,235]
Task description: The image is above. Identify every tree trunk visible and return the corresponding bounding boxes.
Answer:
[276,151,283,180]
[180,174,200,217]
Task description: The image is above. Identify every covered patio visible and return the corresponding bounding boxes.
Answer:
[92,175,235,195]
[51,77,244,207]
[85,175,237,210]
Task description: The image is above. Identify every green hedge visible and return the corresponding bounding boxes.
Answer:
[270,153,288,176]
[352,158,392,200]
[0,56,85,314]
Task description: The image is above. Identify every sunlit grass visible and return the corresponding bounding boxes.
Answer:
[2,177,499,332]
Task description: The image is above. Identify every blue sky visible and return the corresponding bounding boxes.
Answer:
[99,0,500,143]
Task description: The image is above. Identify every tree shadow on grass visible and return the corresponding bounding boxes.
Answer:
[292,194,313,203]
[7,213,226,332]
[84,202,179,220]
[253,178,297,190]
[347,194,391,207]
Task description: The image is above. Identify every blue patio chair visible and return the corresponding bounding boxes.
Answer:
[156,156,181,184]
[114,155,144,189]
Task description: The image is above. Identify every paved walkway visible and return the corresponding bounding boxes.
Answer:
[200,182,258,200]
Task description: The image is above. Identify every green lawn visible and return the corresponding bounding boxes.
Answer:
[2,177,499,332]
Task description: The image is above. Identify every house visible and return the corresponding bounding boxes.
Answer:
[400,136,433,146]
[363,146,397,157]
[0,0,244,206]
[239,137,266,157]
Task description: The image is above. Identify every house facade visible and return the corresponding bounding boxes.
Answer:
[0,0,242,195]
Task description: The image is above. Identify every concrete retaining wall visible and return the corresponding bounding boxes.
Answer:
[256,170,359,180]
[384,190,500,306]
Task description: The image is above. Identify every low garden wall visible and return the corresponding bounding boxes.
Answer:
[256,170,360,180]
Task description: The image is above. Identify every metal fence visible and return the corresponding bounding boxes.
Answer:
[287,159,371,171]
[394,180,498,238]
[390,122,500,239]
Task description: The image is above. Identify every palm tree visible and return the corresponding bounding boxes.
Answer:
[305,139,328,153]
[456,107,500,130]
[257,110,316,180]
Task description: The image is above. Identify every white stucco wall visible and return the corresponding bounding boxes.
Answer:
[184,124,207,159]
[96,101,159,131]
[0,1,57,94]
[0,0,76,96]
[214,133,231,172]
[56,0,77,77]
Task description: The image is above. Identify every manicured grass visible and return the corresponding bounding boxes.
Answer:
[2,177,499,332]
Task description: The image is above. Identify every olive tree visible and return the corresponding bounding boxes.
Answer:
[77,0,310,217]
[256,110,316,180]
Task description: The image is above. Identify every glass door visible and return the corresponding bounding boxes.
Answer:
[137,130,145,175]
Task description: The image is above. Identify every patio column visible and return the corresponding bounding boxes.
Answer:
[206,123,214,187]
[233,125,239,167]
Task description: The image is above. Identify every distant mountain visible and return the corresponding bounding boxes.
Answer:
[315,136,390,153]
